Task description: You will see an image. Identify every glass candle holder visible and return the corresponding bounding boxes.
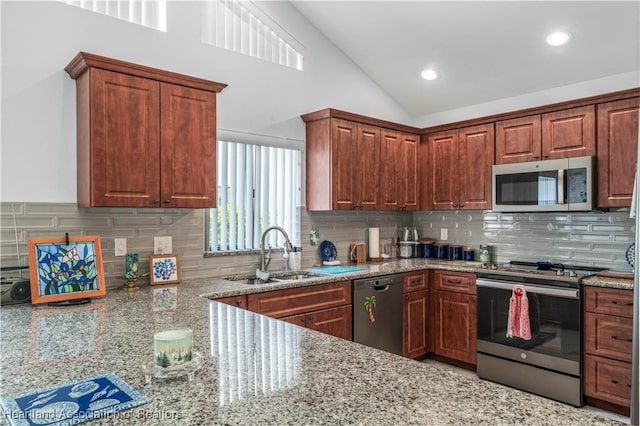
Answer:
[124,252,139,290]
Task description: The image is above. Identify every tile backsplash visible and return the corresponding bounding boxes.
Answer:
[1,203,635,290]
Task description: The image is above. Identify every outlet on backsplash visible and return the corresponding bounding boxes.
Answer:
[440,228,448,241]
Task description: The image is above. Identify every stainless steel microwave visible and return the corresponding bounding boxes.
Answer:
[492,156,594,212]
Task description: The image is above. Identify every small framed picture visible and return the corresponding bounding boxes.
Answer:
[149,254,181,285]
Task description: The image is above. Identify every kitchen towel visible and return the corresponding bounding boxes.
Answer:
[506,285,531,340]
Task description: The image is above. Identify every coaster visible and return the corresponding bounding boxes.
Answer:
[0,372,148,426]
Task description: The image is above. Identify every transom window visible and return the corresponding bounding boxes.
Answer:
[62,0,167,32]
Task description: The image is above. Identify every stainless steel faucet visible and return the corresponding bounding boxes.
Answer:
[259,226,294,272]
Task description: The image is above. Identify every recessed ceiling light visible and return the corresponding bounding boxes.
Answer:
[546,31,571,46]
[421,69,438,80]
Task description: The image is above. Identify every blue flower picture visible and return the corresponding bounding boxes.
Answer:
[149,254,181,285]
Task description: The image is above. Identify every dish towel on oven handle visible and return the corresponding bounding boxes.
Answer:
[506,284,532,340]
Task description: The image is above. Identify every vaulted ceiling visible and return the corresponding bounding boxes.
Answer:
[291,1,640,117]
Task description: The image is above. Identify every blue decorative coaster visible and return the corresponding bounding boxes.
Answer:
[0,372,149,426]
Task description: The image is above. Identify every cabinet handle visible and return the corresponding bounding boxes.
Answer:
[612,300,634,306]
[153,199,160,204]
[611,336,633,342]
[235,301,242,307]
[446,279,462,284]
[542,155,549,159]
[611,380,632,388]
[533,156,540,160]
[164,199,171,204]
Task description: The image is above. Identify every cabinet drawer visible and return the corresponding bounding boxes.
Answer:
[584,354,631,408]
[433,270,476,294]
[248,281,351,318]
[584,312,633,362]
[584,286,633,318]
[404,271,427,293]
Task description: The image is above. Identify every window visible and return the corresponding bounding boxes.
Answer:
[62,0,167,32]
[207,141,302,252]
[202,0,304,71]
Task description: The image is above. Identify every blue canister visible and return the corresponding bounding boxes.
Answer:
[420,239,435,258]
[449,245,462,261]
[463,247,475,261]
[434,243,449,260]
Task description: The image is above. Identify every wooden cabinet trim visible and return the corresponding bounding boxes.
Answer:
[66,51,227,93]
[433,270,476,294]
[403,271,427,293]
[403,290,428,358]
[301,108,420,134]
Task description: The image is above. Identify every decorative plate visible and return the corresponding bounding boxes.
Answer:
[319,240,337,262]
[625,242,635,268]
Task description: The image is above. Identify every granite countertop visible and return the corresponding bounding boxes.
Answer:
[0,259,629,425]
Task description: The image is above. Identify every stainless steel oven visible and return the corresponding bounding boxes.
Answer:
[476,273,583,406]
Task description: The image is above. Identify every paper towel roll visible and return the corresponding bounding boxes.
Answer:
[368,228,380,258]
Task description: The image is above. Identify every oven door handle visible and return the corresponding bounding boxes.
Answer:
[476,278,579,299]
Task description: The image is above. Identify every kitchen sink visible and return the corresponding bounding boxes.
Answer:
[225,271,322,285]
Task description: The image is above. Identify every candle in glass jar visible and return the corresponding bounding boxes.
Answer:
[125,252,139,280]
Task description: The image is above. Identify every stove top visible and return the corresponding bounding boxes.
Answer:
[476,261,607,288]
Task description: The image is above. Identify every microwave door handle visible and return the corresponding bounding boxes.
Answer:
[558,169,566,205]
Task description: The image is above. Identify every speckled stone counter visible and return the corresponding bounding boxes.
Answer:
[0,260,627,425]
[581,275,634,290]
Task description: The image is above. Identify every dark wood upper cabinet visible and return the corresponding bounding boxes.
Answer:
[66,52,226,208]
[379,131,418,211]
[302,109,420,211]
[597,97,639,208]
[425,124,493,210]
[496,106,595,164]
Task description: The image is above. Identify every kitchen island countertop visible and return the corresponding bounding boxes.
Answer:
[0,260,626,425]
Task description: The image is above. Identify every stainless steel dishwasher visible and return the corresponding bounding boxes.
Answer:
[353,274,404,355]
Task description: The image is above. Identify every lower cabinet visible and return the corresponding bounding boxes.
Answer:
[431,270,477,365]
[281,305,352,340]
[403,271,429,359]
[583,286,633,412]
[246,281,352,340]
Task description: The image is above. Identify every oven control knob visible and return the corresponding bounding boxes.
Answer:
[569,270,577,278]
[490,264,498,270]
[520,353,527,359]
[556,269,564,276]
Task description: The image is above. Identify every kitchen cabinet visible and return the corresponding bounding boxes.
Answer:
[403,271,428,359]
[425,124,494,210]
[584,286,633,413]
[65,52,226,208]
[596,97,640,208]
[380,131,419,210]
[432,270,476,365]
[248,281,352,340]
[302,109,421,211]
[215,295,248,309]
[281,305,352,339]
[304,117,380,210]
[495,106,595,165]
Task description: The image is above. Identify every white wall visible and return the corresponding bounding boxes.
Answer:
[0,1,411,203]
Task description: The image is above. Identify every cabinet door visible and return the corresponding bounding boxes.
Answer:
[215,295,248,309]
[306,305,353,340]
[495,115,542,164]
[160,83,217,208]
[86,69,160,207]
[331,119,358,210]
[403,290,428,358]
[354,124,380,210]
[597,97,640,208]
[398,133,419,210]
[379,130,400,210]
[428,130,459,209]
[432,290,477,365]
[542,106,595,160]
[458,124,494,210]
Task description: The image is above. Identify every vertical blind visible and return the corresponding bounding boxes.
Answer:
[202,0,304,71]
[209,141,301,251]
[63,0,167,31]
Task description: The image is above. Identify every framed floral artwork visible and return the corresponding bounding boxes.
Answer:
[149,254,181,285]
[27,235,106,305]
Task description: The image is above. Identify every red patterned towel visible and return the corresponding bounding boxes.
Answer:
[506,285,531,340]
